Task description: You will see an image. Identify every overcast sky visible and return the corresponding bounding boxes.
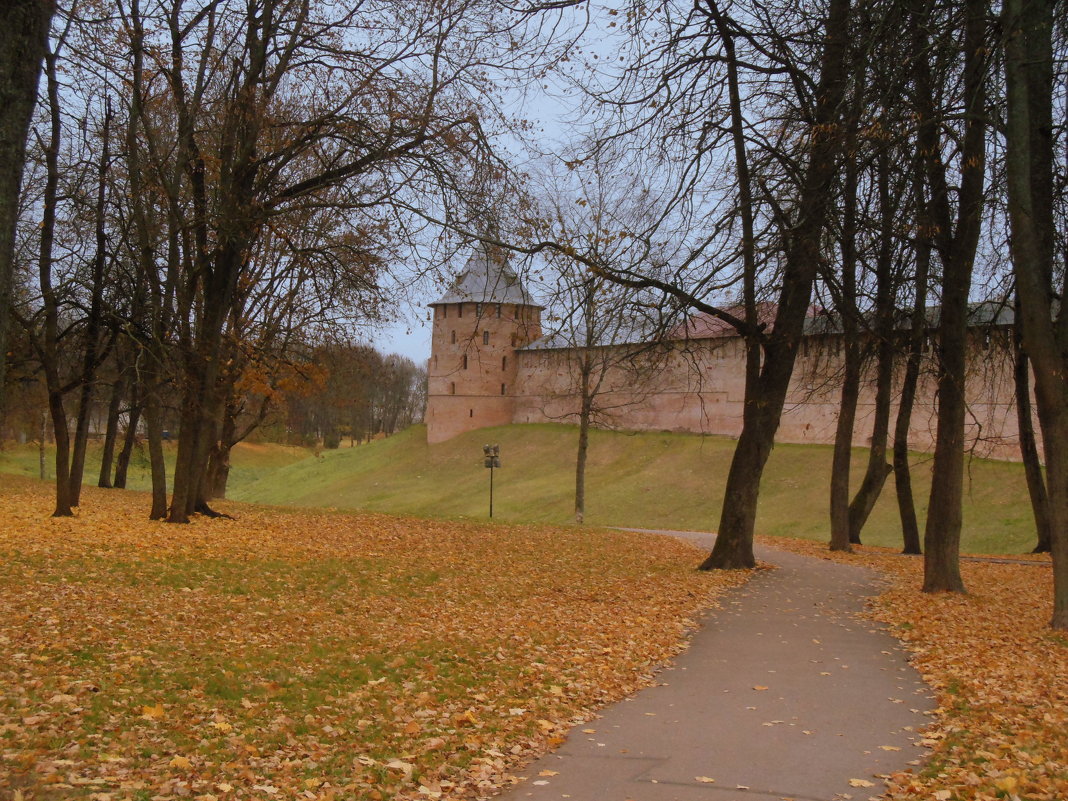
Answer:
[367,3,613,364]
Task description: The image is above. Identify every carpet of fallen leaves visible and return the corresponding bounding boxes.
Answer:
[759,535,1068,801]
[0,479,749,801]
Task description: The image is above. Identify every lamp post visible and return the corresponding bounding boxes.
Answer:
[483,444,500,517]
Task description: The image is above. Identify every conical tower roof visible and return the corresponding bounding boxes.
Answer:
[430,245,541,308]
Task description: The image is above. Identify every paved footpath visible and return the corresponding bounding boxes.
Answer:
[496,531,935,801]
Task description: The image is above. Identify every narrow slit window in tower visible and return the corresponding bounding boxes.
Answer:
[483,331,490,345]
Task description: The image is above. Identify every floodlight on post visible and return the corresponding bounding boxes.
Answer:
[482,443,500,517]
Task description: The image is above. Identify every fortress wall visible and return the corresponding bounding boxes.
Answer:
[512,330,1033,461]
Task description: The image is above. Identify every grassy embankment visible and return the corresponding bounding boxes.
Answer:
[2,422,1039,554]
[229,423,1038,555]
[0,439,309,492]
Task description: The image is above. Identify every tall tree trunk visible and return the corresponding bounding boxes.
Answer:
[69,98,113,507]
[701,0,853,569]
[68,379,95,505]
[0,0,54,431]
[847,150,897,543]
[46,386,72,516]
[207,393,239,500]
[98,372,126,488]
[113,398,142,490]
[831,343,861,550]
[917,0,987,593]
[1003,0,1067,628]
[575,383,592,524]
[893,151,931,556]
[38,46,72,517]
[848,336,894,541]
[829,142,861,554]
[143,365,168,520]
[1013,330,1051,553]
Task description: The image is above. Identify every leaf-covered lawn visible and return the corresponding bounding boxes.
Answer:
[760,536,1068,801]
[0,479,748,800]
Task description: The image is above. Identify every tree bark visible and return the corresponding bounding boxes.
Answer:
[0,0,54,431]
[893,150,931,556]
[847,151,897,543]
[848,338,894,541]
[829,124,861,554]
[69,98,113,507]
[575,391,591,524]
[701,0,853,570]
[143,367,168,520]
[97,371,126,488]
[37,45,72,517]
[1013,331,1051,553]
[1003,0,1067,628]
[917,0,987,593]
[113,398,142,490]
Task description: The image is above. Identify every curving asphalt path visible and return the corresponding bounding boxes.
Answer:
[494,530,935,801]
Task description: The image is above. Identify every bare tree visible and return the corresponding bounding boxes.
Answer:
[106,0,581,523]
[915,0,992,593]
[1002,0,1068,628]
[0,0,55,431]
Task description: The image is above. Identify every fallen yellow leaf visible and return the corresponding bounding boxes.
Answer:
[140,704,165,721]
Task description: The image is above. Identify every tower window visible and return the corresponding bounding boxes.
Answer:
[457,303,463,318]
[496,304,502,318]
[450,382,455,395]
[463,354,468,369]
[451,330,456,344]
[442,305,447,318]
[476,303,483,317]
[502,355,507,370]
[501,383,506,395]
[469,409,474,418]
[483,331,490,345]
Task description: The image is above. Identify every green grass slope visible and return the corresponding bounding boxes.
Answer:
[0,439,310,493]
[230,423,1039,555]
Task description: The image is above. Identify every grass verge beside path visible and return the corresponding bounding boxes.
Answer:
[0,478,749,801]
[760,536,1067,801]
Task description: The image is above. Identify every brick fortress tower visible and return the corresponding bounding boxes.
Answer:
[425,246,542,444]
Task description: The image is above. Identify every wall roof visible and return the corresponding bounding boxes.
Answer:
[521,299,1020,353]
[430,245,542,308]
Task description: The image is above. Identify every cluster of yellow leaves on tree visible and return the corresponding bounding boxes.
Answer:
[762,536,1067,801]
[0,477,748,800]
